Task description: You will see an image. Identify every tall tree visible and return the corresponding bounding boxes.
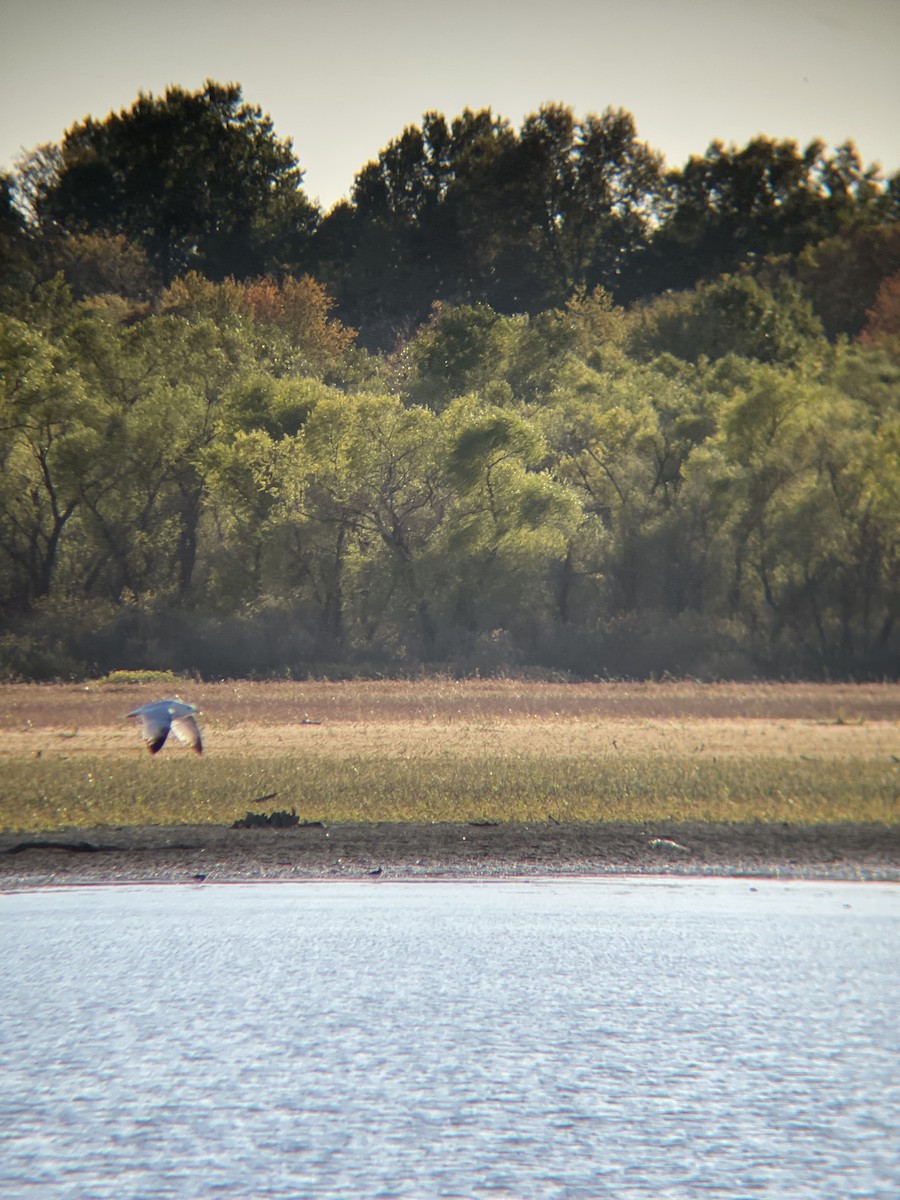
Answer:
[434,395,581,643]
[279,393,447,652]
[316,105,664,346]
[27,81,319,283]
[640,137,893,297]
[0,172,36,303]
[498,105,665,306]
[315,108,513,346]
[0,306,97,608]
[683,357,899,670]
[61,300,258,606]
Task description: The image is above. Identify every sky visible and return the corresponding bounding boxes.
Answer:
[2,0,899,211]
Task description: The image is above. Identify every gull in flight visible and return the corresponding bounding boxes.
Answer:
[127,699,203,755]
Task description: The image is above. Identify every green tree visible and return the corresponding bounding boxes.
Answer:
[200,427,288,611]
[540,350,716,619]
[628,273,827,366]
[397,298,609,412]
[316,105,664,345]
[795,224,900,340]
[683,357,899,670]
[432,396,581,645]
[62,302,257,606]
[273,393,446,653]
[641,137,892,296]
[398,303,524,410]
[0,309,97,607]
[28,81,318,283]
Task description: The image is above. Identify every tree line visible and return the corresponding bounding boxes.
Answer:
[0,81,898,680]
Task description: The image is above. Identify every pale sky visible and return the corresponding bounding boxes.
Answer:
[2,0,898,211]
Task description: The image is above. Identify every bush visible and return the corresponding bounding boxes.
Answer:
[96,669,184,687]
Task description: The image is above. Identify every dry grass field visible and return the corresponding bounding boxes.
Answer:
[0,678,897,833]
[1,678,897,884]
[3,676,900,734]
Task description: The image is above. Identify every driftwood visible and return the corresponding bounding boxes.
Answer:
[5,840,118,854]
[5,840,196,855]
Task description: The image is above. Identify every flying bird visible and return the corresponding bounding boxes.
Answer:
[127,699,203,755]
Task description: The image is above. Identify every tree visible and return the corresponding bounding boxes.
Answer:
[61,301,259,606]
[432,396,581,644]
[640,137,892,297]
[0,308,96,608]
[315,105,665,346]
[795,224,900,341]
[857,270,900,360]
[627,273,826,367]
[540,350,716,619]
[28,81,318,283]
[682,357,899,671]
[161,271,356,379]
[315,108,513,346]
[280,393,447,653]
[0,172,36,304]
[41,231,158,303]
[396,298,613,412]
[242,275,357,377]
[503,105,665,304]
[398,303,523,410]
[201,427,290,611]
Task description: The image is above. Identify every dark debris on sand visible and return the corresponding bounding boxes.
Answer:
[1,821,898,888]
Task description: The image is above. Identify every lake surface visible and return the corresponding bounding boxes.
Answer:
[1,878,898,1199]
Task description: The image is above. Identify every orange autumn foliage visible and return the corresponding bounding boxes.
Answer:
[857,270,900,359]
[243,275,356,371]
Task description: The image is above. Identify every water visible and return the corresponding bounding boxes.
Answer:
[1,878,898,1199]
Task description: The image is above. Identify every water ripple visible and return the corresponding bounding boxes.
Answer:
[1,879,898,1199]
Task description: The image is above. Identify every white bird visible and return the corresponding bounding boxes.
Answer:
[127,699,203,755]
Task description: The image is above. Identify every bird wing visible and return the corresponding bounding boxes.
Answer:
[137,710,172,754]
[171,715,203,754]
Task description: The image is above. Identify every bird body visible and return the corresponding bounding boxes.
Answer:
[127,699,203,754]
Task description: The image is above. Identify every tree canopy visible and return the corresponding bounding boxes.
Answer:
[1,83,898,680]
[21,81,318,283]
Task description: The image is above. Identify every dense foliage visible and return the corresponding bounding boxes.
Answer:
[1,82,898,679]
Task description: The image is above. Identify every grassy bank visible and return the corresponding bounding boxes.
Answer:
[1,754,897,834]
[0,679,897,833]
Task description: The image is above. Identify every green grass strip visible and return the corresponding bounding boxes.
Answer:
[1,754,897,832]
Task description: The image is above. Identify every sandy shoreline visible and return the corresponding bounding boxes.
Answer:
[2,820,899,889]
